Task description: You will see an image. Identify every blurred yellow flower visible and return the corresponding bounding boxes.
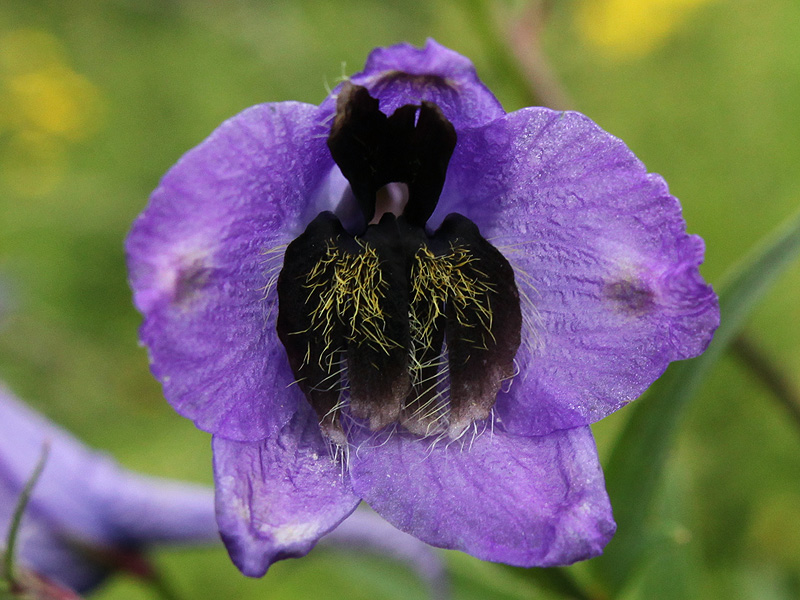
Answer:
[575,0,716,59]
[0,29,105,196]
[8,66,104,141]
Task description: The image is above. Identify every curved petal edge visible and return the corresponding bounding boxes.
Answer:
[349,425,615,567]
[213,404,360,577]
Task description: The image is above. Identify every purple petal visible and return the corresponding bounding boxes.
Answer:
[99,474,216,544]
[436,108,719,435]
[0,479,108,593]
[127,101,335,441]
[349,426,615,567]
[0,386,115,543]
[0,386,219,592]
[213,403,360,577]
[319,39,504,130]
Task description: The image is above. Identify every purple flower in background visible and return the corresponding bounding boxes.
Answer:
[0,386,219,593]
[126,40,719,576]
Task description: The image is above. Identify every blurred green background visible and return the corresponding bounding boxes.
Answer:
[1,0,799,598]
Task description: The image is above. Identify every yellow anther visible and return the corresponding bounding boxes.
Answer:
[408,243,496,386]
[304,239,399,369]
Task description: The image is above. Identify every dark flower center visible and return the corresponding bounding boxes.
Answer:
[276,83,521,444]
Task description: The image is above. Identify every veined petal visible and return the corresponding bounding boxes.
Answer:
[349,426,615,567]
[319,39,505,130]
[127,101,334,441]
[213,403,360,577]
[437,107,719,435]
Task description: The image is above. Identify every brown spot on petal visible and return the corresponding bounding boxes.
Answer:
[604,278,655,314]
[173,260,212,306]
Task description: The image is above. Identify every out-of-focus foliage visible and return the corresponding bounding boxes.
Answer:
[1,1,799,599]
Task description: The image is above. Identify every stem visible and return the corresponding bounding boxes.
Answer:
[732,333,800,436]
[506,0,574,110]
[461,0,541,107]
[462,0,573,110]
[3,442,50,585]
[142,565,185,600]
[505,564,598,600]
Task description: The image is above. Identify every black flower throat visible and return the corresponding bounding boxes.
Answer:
[277,83,522,444]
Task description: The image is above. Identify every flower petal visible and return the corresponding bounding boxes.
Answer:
[98,475,216,544]
[437,107,719,435]
[0,478,109,593]
[349,426,615,567]
[319,39,504,130]
[213,402,360,577]
[127,101,334,441]
[0,386,219,592]
[0,385,114,542]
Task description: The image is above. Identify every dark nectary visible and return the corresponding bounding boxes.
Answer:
[276,83,522,443]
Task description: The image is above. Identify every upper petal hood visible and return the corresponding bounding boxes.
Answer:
[319,39,505,130]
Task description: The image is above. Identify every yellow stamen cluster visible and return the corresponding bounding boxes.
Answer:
[305,239,399,371]
[301,237,500,437]
[409,244,495,366]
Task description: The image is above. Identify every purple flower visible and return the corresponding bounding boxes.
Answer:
[0,386,219,593]
[126,40,719,576]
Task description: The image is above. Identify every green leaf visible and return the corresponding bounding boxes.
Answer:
[614,466,700,600]
[448,553,552,600]
[591,208,800,592]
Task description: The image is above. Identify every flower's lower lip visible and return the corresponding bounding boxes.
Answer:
[276,210,522,443]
